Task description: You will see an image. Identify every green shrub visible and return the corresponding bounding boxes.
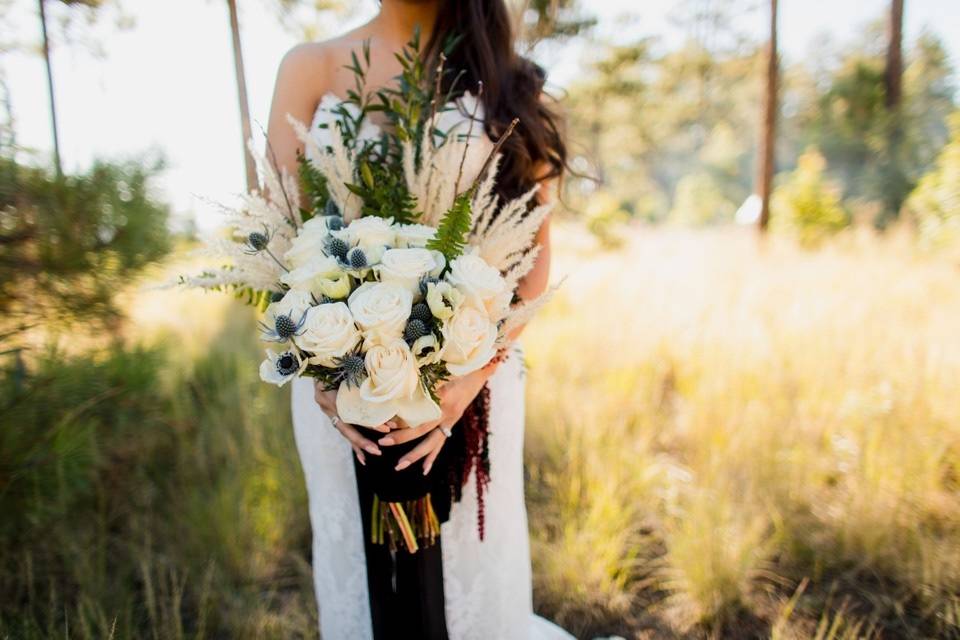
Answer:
[772,148,850,246]
[0,156,171,332]
[669,172,737,226]
[905,111,960,248]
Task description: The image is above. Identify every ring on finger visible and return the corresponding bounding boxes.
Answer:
[330,415,342,428]
[440,426,453,438]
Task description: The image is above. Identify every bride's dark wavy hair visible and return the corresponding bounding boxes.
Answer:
[424,0,566,201]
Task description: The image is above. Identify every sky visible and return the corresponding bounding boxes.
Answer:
[3,0,959,229]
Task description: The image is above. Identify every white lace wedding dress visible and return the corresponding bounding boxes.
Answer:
[289,96,573,640]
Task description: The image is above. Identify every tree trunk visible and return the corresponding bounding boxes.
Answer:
[756,0,778,232]
[38,0,62,177]
[885,0,904,110]
[227,0,258,193]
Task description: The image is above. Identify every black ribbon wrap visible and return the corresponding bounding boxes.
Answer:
[353,385,491,552]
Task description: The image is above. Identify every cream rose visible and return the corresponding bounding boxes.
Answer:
[440,304,498,376]
[293,302,361,366]
[347,281,412,347]
[279,256,343,295]
[446,253,511,318]
[395,223,437,249]
[345,216,395,250]
[377,248,445,296]
[335,340,441,427]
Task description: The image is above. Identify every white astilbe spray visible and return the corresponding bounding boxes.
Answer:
[497,282,560,345]
[502,244,541,292]
[469,153,501,228]
[473,192,553,272]
[405,94,493,227]
[179,140,303,294]
[405,137,461,226]
[288,114,362,222]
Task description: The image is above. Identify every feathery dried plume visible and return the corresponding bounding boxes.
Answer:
[502,244,541,292]
[176,138,305,294]
[497,283,560,344]
[287,114,363,222]
[475,197,553,271]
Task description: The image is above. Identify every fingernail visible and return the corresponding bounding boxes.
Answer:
[357,453,366,466]
[395,460,411,471]
[422,464,432,476]
[364,444,381,455]
[385,421,396,430]
[379,437,395,446]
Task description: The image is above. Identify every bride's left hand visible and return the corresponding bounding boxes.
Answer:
[378,359,501,475]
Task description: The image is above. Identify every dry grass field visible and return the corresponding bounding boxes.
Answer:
[525,224,960,638]
[3,223,959,638]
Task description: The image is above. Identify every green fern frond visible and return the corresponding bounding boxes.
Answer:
[427,190,473,262]
[297,151,329,220]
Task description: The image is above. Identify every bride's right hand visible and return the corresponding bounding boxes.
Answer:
[313,381,391,465]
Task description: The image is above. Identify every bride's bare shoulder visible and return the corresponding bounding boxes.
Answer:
[276,26,372,94]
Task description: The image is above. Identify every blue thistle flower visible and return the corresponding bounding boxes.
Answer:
[347,247,368,268]
[259,308,308,342]
[325,236,350,261]
[274,314,297,339]
[243,225,274,255]
[334,353,366,388]
[247,231,268,251]
[404,319,429,344]
[410,303,432,324]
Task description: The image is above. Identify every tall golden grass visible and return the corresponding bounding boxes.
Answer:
[4,224,958,638]
[525,224,960,637]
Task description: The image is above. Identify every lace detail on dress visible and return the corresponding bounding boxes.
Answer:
[291,379,373,640]
[440,346,536,639]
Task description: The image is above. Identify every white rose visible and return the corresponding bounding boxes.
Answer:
[425,281,464,321]
[279,256,343,295]
[446,253,511,318]
[440,304,497,376]
[293,302,361,366]
[395,224,437,249]
[284,219,331,269]
[335,340,441,427]
[377,248,445,296]
[345,216,395,251]
[348,281,412,348]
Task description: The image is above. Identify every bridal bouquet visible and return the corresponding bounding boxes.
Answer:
[255,214,516,430]
[181,35,554,551]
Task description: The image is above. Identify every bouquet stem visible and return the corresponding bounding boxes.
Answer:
[370,493,441,553]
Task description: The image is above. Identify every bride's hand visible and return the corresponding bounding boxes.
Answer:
[378,359,502,476]
[313,382,392,466]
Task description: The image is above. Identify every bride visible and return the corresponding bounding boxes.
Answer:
[266,1,570,638]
